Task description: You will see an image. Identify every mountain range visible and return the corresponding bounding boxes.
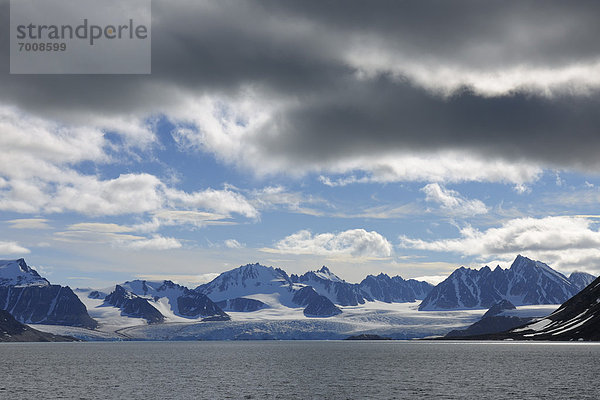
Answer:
[101,280,230,324]
[0,255,597,341]
[195,263,435,316]
[419,255,591,310]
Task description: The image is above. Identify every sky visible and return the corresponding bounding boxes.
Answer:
[2,0,600,288]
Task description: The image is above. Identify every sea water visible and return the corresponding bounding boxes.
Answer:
[1,341,598,399]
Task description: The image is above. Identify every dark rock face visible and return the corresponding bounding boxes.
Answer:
[88,290,105,299]
[405,279,435,300]
[177,292,230,318]
[293,286,342,317]
[494,275,600,341]
[215,297,265,312]
[420,255,579,310]
[445,300,528,338]
[483,299,516,318]
[0,285,97,329]
[0,309,76,342]
[303,296,342,318]
[292,286,322,306]
[104,285,164,324]
[359,273,434,303]
[569,272,597,292]
[445,316,533,338]
[345,334,392,340]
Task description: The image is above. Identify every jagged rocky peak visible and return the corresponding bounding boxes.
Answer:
[510,254,553,274]
[232,263,291,281]
[290,265,344,283]
[313,266,343,282]
[358,273,432,303]
[0,259,49,287]
[568,271,597,292]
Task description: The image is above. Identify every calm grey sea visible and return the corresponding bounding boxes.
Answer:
[0,341,598,399]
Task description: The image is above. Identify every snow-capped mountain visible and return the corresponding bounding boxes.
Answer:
[419,255,580,310]
[0,259,49,287]
[101,280,229,323]
[568,271,597,292]
[359,273,434,303]
[291,266,367,306]
[0,259,97,328]
[196,264,345,317]
[195,263,299,308]
[196,263,295,302]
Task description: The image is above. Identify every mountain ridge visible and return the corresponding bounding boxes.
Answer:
[419,255,582,310]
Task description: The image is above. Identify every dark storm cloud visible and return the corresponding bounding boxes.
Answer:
[2,0,600,172]
[255,80,600,169]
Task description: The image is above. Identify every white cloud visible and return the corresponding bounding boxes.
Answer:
[0,241,30,255]
[134,210,235,233]
[0,105,258,221]
[57,223,182,251]
[165,187,258,219]
[224,239,244,249]
[250,185,326,216]
[344,41,600,98]
[67,223,135,233]
[6,218,51,229]
[399,216,600,274]
[0,105,107,165]
[422,183,488,216]
[124,235,183,251]
[267,229,393,259]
